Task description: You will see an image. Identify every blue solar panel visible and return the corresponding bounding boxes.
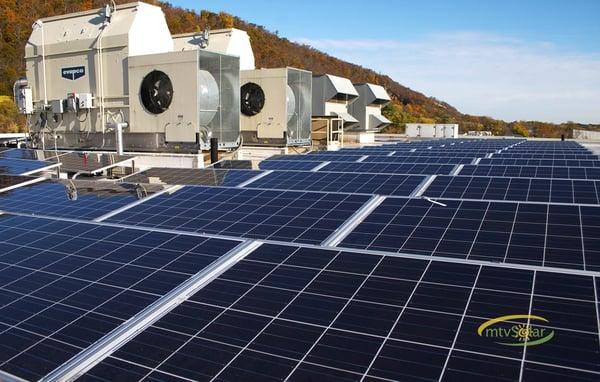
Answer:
[320,162,456,175]
[245,170,425,196]
[363,156,475,164]
[0,214,241,380]
[479,158,600,167]
[83,244,600,381]
[0,149,70,161]
[340,197,600,271]
[259,160,323,171]
[460,165,600,180]
[121,168,262,186]
[425,176,600,204]
[270,153,365,162]
[0,180,161,220]
[0,158,56,175]
[105,186,371,245]
[493,153,598,160]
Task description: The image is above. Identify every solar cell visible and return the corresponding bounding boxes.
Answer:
[340,197,600,271]
[0,180,165,220]
[0,158,59,175]
[121,168,262,187]
[244,170,425,196]
[105,186,371,245]
[0,214,241,380]
[82,244,600,381]
[425,176,600,204]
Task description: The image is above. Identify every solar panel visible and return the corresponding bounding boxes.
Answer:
[121,168,263,187]
[0,148,71,161]
[363,155,475,164]
[320,162,457,175]
[82,243,600,381]
[0,158,59,175]
[258,160,324,171]
[425,176,600,204]
[0,175,44,192]
[211,160,255,170]
[0,214,241,381]
[244,170,426,196]
[479,158,600,167]
[460,165,600,180]
[104,186,371,245]
[493,153,598,160]
[270,153,365,162]
[2,137,599,381]
[339,197,600,271]
[0,180,165,220]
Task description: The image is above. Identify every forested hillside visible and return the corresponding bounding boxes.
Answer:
[0,0,597,136]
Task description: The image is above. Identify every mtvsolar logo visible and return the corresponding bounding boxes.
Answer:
[61,66,85,80]
[478,314,554,347]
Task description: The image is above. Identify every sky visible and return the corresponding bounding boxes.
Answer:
[172,0,600,124]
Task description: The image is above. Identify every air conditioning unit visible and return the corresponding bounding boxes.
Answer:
[17,2,240,152]
[128,49,240,150]
[347,83,392,132]
[240,67,312,147]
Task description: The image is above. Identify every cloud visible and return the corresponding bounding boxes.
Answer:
[294,32,600,123]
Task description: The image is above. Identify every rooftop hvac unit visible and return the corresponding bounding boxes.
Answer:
[347,83,392,132]
[240,68,312,146]
[312,74,359,129]
[16,1,240,153]
[128,49,240,150]
[173,28,256,70]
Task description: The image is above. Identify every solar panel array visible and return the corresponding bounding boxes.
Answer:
[1,139,599,382]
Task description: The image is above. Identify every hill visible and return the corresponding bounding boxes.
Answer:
[0,0,598,136]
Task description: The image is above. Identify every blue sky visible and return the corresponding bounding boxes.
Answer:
[172,0,600,123]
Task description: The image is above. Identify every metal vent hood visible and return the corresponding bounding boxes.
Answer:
[173,28,255,70]
[312,74,359,128]
[347,83,392,132]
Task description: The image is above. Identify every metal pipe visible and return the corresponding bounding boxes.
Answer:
[115,123,126,155]
[210,137,218,163]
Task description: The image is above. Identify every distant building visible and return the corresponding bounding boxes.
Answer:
[573,129,600,140]
[406,124,458,138]
[467,131,492,136]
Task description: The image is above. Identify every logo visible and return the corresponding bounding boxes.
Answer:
[61,66,85,80]
[478,314,554,347]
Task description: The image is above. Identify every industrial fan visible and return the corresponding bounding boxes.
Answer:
[140,70,173,114]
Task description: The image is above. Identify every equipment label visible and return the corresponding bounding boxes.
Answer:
[61,66,86,80]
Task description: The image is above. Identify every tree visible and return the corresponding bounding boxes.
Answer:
[512,121,529,137]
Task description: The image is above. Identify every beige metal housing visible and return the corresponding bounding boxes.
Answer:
[24,2,173,150]
[173,28,255,70]
[240,67,312,146]
[348,83,392,132]
[128,49,240,150]
[21,1,240,153]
